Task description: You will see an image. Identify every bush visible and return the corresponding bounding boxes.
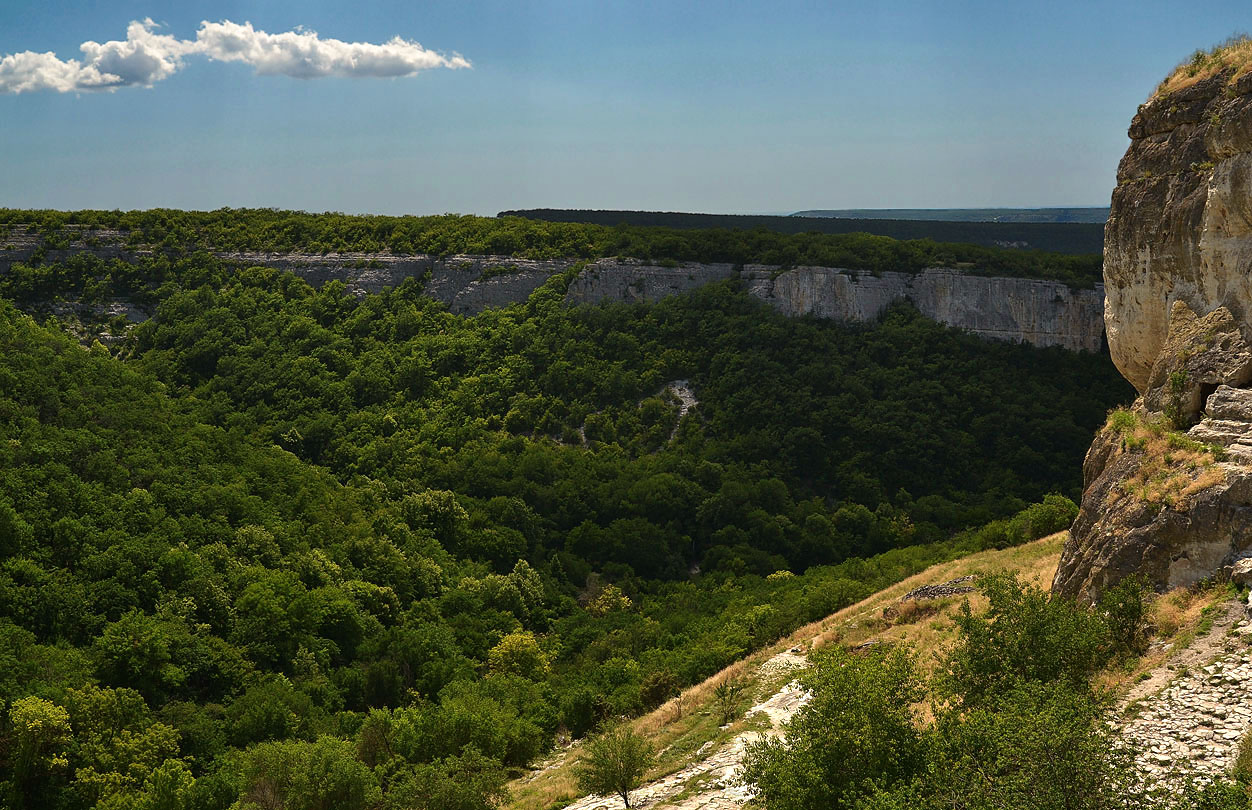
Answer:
[712,676,747,725]
[574,724,655,809]
[917,681,1142,810]
[938,573,1113,705]
[743,646,924,810]
[1099,575,1150,657]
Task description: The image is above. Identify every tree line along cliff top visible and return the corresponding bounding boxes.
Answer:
[1154,34,1252,99]
[0,207,1105,288]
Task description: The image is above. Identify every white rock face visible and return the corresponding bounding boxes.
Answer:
[745,266,1105,352]
[1104,72,1252,391]
[563,259,737,305]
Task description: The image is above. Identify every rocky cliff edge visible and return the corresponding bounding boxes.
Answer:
[1055,48,1252,603]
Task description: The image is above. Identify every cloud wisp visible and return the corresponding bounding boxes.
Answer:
[0,18,470,94]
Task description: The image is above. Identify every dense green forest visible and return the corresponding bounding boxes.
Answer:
[497,207,1105,254]
[0,223,1132,808]
[0,207,1104,286]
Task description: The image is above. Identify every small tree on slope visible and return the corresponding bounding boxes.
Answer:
[574,724,655,809]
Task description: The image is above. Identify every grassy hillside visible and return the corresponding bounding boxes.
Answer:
[1155,34,1252,98]
[512,532,1244,810]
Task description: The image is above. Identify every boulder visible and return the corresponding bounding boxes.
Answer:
[1052,420,1252,604]
[1229,558,1252,586]
[1141,302,1252,423]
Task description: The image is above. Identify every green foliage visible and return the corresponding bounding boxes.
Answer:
[1168,782,1252,810]
[382,748,507,810]
[232,736,381,810]
[743,646,924,809]
[1235,728,1252,784]
[487,630,550,679]
[744,578,1159,810]
[1099,574,1151,657]
[0,207,1103,285]
[712,676,748,726]
[1167,368,1190,429]
[574,724,656,808]
[902,682,1141,810]
[938,573,1114,705]
[0,214,1133,810]
[7,695,72,808]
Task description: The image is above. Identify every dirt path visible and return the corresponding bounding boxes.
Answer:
[1120,599,1247,707]
[563,651,809,810]
[1117,598,1252,786]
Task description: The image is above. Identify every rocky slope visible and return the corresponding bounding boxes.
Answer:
[0,229,1107,352]
[558,651,810,810]
[1117,599,1252,788]
[1055,57,1252,603]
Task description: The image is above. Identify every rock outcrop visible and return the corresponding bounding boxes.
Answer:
[1055,59,1252,603]
[1051,401,1252,603]
[564,260,736,305]
[1104,70,1252,392]
[1140,301,1252,422]
[745,266,1105,351]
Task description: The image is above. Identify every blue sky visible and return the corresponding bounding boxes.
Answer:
[0,1,1249,215]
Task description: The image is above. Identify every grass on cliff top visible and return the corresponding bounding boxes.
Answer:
[1104,408,1226,511]
[1155,34,1252,98]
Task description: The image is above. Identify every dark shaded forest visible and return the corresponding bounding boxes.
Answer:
[498,208,1105,254]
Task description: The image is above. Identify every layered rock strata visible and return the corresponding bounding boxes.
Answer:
[0,230,1105,351]
[1052,393,1252,604]
[744,267,1105,351]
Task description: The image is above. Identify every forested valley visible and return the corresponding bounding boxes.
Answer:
[0,211,1134,809]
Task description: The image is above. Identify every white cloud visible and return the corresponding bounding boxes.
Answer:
[194,20,470,78]
[0,18,469,94]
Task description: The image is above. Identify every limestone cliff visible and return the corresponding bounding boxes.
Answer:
[0,229,1105,352]
[1104,69,1252,391]
[564,260,736,305]
[1055,52,1252,603]
[744,266,1104,352]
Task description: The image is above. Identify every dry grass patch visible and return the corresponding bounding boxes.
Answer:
[1093,582,1237,698]
[1154,34,1252,98]
[805,532,1065,667]
[507,657,772,810]
[1103,408,1226,511]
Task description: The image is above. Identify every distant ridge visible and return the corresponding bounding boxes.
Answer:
[792,207,1110,224]
[499,208,1104,254]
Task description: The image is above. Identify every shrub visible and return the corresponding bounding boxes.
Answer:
[938,573,1113,705]
[574,724,655,809]
[712,676,747,725]
[742,646,924,810]
[1099,575,1150,657]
